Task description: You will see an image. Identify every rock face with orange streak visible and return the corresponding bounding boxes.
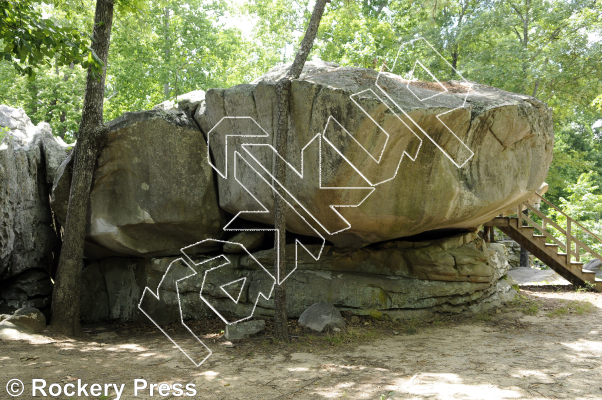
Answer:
[197,62,553,248]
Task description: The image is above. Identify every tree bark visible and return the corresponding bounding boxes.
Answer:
[164,7,170,100]
[50,0,113,336]
[450,0,468,78]
[451,50,458,77]
[273,0,329,342]
[375,0,387,18]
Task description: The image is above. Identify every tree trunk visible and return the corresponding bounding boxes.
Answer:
[451,50,458,77]
[374,0,388,18]
[509,0,531,93]
[164,7,170,100]
[450,0,467,78]
[50,0,113,336]
[273,0,329,342]
[273,78,291,342]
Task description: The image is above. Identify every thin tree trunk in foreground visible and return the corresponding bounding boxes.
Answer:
[273,0,329,342]
[51,0,113,336]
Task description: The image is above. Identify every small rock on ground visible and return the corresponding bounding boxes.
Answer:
[225,320,265,340]
[3,307,46,333]
[298,302,345,332]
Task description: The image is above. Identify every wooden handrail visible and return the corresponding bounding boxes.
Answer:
[535,193,602,244]
[521,212,566,250]
[517,193,602,265]
[524,203,566,235]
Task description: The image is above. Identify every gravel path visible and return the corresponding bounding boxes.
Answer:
[1,287,601,399]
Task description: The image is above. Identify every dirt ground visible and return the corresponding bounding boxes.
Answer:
[2,286,602,400]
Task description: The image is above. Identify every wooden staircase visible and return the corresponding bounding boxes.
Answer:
[485,194,602,292]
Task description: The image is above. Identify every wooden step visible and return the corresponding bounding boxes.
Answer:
[494,215,602,292]
[540,243,560,257]
[581,270,597,283]
[532,235,548,243]
[565,261,584,275]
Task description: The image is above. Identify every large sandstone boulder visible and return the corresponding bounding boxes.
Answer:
[196,62,553,247]
[52,109,226,258]
[0,105,65,314]
[79,232,516,323]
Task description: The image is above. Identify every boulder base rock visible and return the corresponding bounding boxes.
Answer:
[298,302,345,332]
[52,109,226,258]
[499,239,535,269]
[79,232,516,323]
[197,62,553,247]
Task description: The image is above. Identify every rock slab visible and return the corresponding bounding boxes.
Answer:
[298,302,345,332]
[225,320,265,340]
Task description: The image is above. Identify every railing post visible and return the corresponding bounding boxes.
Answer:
[567,219,571,262]
[517,205,522,229]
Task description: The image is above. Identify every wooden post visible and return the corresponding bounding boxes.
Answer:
[566,219,571,262]
[489,226,495,242]
[517,205,522,229]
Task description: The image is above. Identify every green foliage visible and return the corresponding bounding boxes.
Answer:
[556,172,602,221]
[103,0,268,119]
[475,312,493,322]
[314,0,406,69]
[546,116,602,201]
[545,172,602,259]
[546,300,594,317]
[0,0,99,78]
[0,61,85,143]
[594,95,602,111]
[0,0,600,226]
[512,294,541,315]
